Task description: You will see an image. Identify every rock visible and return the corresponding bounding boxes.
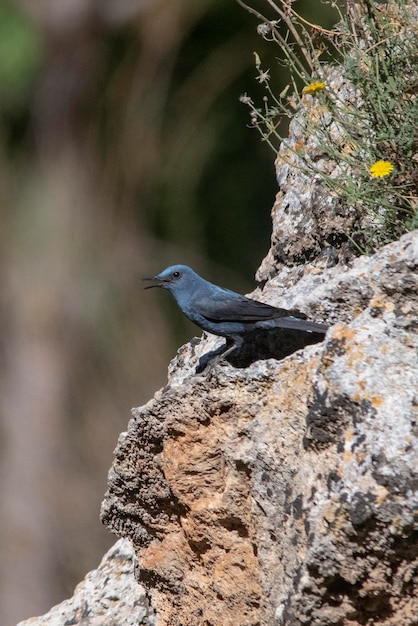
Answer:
[257,66,364,281]
[101,231,418,625]
[22,229,418,625]
[17,539,156,626]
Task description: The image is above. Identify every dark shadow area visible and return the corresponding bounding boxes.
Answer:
[197,328,326,372]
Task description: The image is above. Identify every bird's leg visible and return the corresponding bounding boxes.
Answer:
[218,335,243,360]
[196,336,243,373]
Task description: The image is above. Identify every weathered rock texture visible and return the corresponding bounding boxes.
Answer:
[100,229,418,626]
[257,65,388,283]
[21,67,418,626]
[18,539,157,626]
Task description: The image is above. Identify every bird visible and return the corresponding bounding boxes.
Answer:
[144,264,328,368]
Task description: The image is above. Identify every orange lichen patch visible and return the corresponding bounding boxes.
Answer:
[325,325,368,368]
[370,395,384,408]
[332,325,357,343]
[321,354,335,368]
[369,293,395,312]
[295,138,304,151]
[353,383,384,408]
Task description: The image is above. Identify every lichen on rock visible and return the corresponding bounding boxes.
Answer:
[100,226,418,626]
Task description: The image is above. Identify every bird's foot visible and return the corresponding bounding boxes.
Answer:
[196,352,224,374]
[196,338,241,374]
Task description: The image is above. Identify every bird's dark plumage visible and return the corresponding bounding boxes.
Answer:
[144,264,328,368]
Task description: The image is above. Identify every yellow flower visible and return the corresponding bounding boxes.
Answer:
[302,81,326,95]
[369,160,394,178]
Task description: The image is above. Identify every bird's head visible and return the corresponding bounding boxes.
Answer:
[143,265,196,293]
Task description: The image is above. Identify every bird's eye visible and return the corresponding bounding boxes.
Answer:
[172,271,180,279]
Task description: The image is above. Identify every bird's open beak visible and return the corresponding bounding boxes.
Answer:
[142,276,160,289]
[142,275,167,289]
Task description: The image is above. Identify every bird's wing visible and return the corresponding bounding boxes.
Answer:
[199,290,305,323]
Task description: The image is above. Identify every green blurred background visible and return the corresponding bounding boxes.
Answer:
[0,1,336,623]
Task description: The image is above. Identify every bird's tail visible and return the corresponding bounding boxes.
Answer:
[275,316,329,334]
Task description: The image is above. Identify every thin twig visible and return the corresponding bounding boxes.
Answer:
[266,0,315,71]
[271,29,310,77]
[235,0,308,76]
[234,0,272,26]
[365,32,404,54]
[272,0,342,37]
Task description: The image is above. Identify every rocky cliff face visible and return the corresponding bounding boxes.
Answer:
[20,72,418,626]
[99,230,418,626]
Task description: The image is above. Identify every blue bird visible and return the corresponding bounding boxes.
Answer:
[144,264,328,368]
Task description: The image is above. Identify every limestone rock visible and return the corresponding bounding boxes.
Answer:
[101,231,418,625]
[17,539,156,626]
[257,66,374,282]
